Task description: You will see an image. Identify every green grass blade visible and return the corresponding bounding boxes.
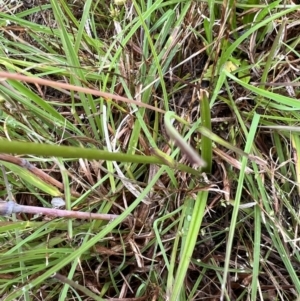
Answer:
[169,190,208,301]
[220,112,260,300]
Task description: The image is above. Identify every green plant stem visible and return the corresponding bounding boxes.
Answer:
[0,140,200,176]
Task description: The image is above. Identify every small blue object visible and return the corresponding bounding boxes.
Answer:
[0,200,15,216]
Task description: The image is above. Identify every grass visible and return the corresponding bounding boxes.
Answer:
[0,0,300,300]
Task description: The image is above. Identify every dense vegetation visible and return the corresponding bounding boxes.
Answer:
[1,1,300,300]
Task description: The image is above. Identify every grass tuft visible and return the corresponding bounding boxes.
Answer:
[0,1,300,300]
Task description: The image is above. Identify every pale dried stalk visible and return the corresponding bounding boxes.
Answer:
[0,200,120,221]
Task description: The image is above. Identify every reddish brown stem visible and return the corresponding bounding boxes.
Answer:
[0,200,119,221]
[0,154,80,197]
[0,71,165,113]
